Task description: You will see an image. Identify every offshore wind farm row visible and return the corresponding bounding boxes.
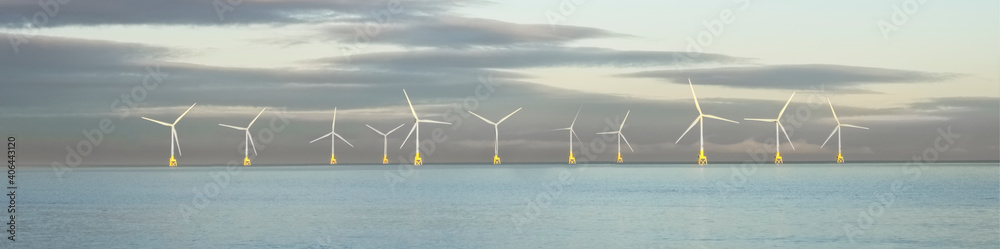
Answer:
[142,80,869,167]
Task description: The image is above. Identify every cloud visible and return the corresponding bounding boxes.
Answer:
[908,97,999,113]
[0,33,170,76]
[0,0,479,27]
[618,64,961,92]
[316,47,747,69]
[322,16,626,48]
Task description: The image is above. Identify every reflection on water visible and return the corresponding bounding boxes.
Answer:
[18,163,1000,248]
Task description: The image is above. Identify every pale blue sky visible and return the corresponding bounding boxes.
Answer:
[1,0,996,165]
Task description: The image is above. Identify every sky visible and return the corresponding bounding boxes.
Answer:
[1,0,997,166]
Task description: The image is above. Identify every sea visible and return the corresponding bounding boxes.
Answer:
[13,162,1000,248]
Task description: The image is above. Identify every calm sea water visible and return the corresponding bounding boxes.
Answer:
[15,163,1000,248]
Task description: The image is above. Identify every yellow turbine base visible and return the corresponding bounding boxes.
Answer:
[414,152,423,166]
[616,153,623,163]
[169,155,177,167]
[494,154,501,165]
[330,154,337,165]
[382,154,389,164]
[243,156,251,166]
[698,150,708,165]
[568,151,576,164]
[836,153,844,164]
[774,151,783,164]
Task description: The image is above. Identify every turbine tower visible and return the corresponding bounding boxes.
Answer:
[596,110,634,163]
[141,103,196,166]
[551,107,583,164]
[745,92,797,164]
[676,79,740,165]
[399,89,452,165]
[366,123,405,164]
[468,107,523,164]
[821,98,870,163]
[309,108,354,165]
[219,107,267,166]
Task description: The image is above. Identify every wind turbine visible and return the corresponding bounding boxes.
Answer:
[366,123,405,164]
[309,108,354,165]
[745,92,797,164]
[141,103,196,166]
[821,98,869,163]
[219,107,267,166]
[551,107,583,164]
[676,79,740,165]
[399,89,452,165]
[596,110,634,163]
[468,107,522,164]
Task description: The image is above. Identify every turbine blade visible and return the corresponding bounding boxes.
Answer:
[676,117,701,144]
[778,122,795,150]
[172,128,182,156]
[703,114,740,124]
[403,89,419,119]
[777,92,796,119]
[689,78,702,115]
[821,126,839,148]
[142,117,172,127]
[387,123,405,135]
[596,131,619,135]
[571,130,583,144]
[247,107,267,128]
[621,133,634,152]
[334,133,354,147]
[619,110,630,130]
[569,106,581,128]
[743,118,777,122]
[399,124,416,149]
[419,120,452,125]
[247,131,258,155]
[309,132,332,144]
[366,124,386,136]
[173,103,197,125]
[332,107,337,132]
[550,127,572,131]
[467,111,495,125]
[218,124,247,130]
[496,107,522,124]
[828,98,840,125]
[841,124,870,130]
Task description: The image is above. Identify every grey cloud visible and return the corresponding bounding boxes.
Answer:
[618,64,960,91]
[0,33,533,112]
[317,47,746,69]
[323,16,626,48]
[0,0,476,27]
[908,97,999,113]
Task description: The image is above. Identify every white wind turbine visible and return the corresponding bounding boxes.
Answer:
[366,123,405,164]
[551,107,583,164]
[676,79,740,165]
[468,107,522,165]
[745,92,797,164]
[821,98,869,163]
[597,110,634,163]
[309,108,354,165]
[141,103,196,167]
[219,107,267,166]
[399,89,452,165]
